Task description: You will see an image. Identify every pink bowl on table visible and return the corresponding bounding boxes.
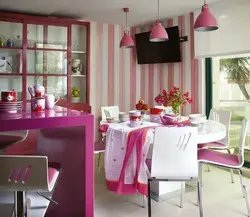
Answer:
[160,114,179,125]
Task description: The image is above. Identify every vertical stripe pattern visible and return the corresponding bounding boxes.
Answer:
[90,13,201,140]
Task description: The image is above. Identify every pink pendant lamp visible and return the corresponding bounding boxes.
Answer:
[150,0,168,42]
[194,0,218,31]
[120,8,135,48]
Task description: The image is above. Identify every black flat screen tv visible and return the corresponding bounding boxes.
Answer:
[135,26,182,64]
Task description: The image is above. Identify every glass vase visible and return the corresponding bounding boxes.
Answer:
[172,106,181,121]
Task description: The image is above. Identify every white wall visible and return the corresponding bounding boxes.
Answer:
[194,0,250,58]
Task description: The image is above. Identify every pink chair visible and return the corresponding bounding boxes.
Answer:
[198,109,234,183]
[95,139,106,171]
[198,118,249,216]
[0,155,61,217]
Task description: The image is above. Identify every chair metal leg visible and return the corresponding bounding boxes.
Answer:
[207,164,210,172]
[199,163,203,187]
[180,182,184,208]
[148,180,151,217]
[226,148,235,183]
[97,153,102,172]
[197,180,203,217]
[142,195,146,208]
[37,191,58,205]
[238,169,250,216]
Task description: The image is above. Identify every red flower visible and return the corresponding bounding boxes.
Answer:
[173,86,178,90]
[184,92,189,97]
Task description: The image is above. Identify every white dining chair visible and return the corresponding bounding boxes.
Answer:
[0,155,61,217]
[95,139,106,171]
[101,106,120,122]
[198,109,234,183]
[0,131,28,154]
[198,118,249,216]
[146,126,203,217]
[100,106,120,141]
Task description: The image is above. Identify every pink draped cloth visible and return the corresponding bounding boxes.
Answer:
[105,127,153,195]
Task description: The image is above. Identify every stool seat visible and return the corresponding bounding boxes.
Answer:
[0,135,23,149]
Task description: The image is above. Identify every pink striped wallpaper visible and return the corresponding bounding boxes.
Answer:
[90,12,202,135]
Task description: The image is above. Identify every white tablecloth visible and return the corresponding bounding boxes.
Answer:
[107,120,226,144]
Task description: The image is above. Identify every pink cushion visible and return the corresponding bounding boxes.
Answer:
[198,142,225,149]
[0,135,23,149]
[145,159,152,172]
[48,167,59,185]
[95,140,105,153]
[48,162,61,187]
[198,149,240,167]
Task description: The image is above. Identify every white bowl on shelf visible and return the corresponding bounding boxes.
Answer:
[71,97,80,103]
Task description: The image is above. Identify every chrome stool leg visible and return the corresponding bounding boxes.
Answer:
[197,180,203,217]
[239,169,250,216]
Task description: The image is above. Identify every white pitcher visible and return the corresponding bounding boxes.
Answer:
[45,94,60,109]
[28,84,45,98]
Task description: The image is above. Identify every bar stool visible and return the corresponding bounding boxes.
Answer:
[0,155,61,217]
[0,131,28,154]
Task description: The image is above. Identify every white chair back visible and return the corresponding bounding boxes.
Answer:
[151,127,198,179]
[209,109,231,146]
[238,118,249,166]
[101,106,120,120]
[0,155,52,192]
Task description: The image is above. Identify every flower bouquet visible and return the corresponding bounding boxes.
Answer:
[155,86,192,115]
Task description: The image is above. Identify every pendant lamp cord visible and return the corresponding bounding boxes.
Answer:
[157,0,160,20]
[125,11,128,33]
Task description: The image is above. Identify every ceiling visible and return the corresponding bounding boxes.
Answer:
[0,0,224,26]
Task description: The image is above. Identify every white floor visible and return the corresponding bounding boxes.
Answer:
[95,162,250,217]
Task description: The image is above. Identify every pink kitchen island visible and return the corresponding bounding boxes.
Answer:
[0,105,94,217]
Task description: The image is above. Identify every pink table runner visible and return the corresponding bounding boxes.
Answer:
[105,126,153,195]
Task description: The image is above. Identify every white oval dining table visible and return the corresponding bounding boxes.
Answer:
[107,119,226,144]
[105,119,226,201]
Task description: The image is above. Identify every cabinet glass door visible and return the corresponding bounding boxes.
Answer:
[0,20,23,99]
[26,24,68,99]
[71,24,87,103]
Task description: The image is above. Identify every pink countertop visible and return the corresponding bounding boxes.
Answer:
[0,104,94,132]
[0,104,94,217]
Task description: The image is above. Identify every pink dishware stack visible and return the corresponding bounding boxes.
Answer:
[129,110,142,127]
[0,90,22,114]
[28,84,60,112]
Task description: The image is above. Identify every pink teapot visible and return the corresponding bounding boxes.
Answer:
[28,84,45,98]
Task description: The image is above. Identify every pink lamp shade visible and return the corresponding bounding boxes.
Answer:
[120,32,135,48]
[150,21,168,42]
[194,4,218,31]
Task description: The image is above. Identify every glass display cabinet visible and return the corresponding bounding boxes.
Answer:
[0,12,90,110]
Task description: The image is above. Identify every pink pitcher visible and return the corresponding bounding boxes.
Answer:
[28,84,45,98]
